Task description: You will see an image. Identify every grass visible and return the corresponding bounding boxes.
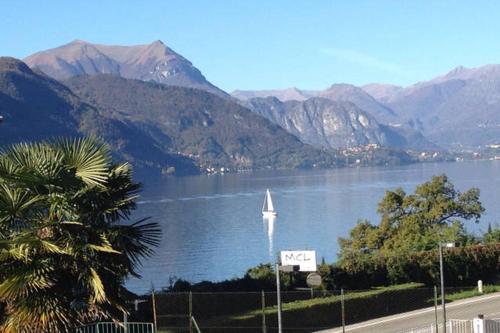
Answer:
[156,285,426,332]
[229,282,424,320]
[446,285,500,302]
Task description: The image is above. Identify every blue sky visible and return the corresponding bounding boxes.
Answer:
[1,1,499,91]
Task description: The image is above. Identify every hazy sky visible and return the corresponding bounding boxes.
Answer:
[1,0,499,91]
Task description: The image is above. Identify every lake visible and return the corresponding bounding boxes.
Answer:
[127,160,500,293]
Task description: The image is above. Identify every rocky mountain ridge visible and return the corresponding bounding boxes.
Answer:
[24,40,228,98]
[243,96,435,150]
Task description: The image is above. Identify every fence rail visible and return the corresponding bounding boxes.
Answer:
[484,318,500,333]
[399,318,500,333]
[76,322,155,333]
[112,286,494,332]
[398,320,473,333]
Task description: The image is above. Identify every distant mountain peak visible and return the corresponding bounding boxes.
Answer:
[328,83,352,88]
[231,87,313,101]
[444,65,467,78]
[151,39,165,46]
[69,39,88,44]
[24,40,228,98]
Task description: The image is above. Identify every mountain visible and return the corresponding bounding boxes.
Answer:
[243,96,434,150]
[317,84,397,123]
[231,87,315,101]
[361,83,403,103]
[24,40,228,98]
[232,84,397,123]
[377,65,500,148]
[0,56,81,142]
[0,57,199,174]
[0,57,341,173]
[64,75,339,171]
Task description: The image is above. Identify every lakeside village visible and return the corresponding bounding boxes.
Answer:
[170,143,500,175]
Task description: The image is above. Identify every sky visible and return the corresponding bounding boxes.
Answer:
[1,0,500,91]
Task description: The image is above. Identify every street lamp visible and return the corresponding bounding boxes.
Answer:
[439,242,458,333]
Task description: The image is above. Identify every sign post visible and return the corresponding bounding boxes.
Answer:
[275,263,282,333]
[276,250,317,333]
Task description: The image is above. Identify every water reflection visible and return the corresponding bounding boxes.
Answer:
[263,216,276,260]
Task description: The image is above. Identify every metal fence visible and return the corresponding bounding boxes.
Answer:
[484,318,500,333]
[123,286,490,332]
[76,322,155,333]
[399,318,500,333]
[398,320,473,333]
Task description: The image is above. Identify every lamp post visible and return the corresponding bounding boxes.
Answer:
[439,242,457,333]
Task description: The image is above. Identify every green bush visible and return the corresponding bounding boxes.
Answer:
[325,243,500,288]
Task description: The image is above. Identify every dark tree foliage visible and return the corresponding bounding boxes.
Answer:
[0,138,160,332]
[339,174,484,259]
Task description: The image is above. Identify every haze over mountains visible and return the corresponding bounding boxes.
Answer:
[233,64,500,149]
[1,39,499,175]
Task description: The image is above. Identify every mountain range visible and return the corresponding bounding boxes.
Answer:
[375,66,500,147]
[2,39,500,175]
[233,64,500,149]
[0,56,343,175]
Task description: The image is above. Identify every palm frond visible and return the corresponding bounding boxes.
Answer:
[0,136,162,331]
[111,218,161,266]
[56,137,111,187]
[89,267,107,303]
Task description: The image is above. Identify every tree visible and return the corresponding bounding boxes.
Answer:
[0,138,161,332]
[339,175,484,259]
[484,223,500,244]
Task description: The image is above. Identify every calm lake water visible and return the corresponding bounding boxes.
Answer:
[127,160,500,293]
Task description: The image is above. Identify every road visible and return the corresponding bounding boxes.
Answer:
[315,292,500,333]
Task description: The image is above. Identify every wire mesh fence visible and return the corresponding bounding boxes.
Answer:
[128,286,484,332]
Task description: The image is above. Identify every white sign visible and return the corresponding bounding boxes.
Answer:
[280,250,317,272]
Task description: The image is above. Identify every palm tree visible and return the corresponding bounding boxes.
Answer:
[0,138,161,332]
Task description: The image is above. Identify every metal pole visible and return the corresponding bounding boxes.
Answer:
[262,290,267,333]
[191,316,202,333]
[434,285,439,333]
[152,289,158,333]
[276,263,283,333]
[439,243,447,333]
[341,288,346,333]
[189,291,193,333]
[123,310,128,333]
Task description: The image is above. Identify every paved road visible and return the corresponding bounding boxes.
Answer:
[316,292,500,333]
